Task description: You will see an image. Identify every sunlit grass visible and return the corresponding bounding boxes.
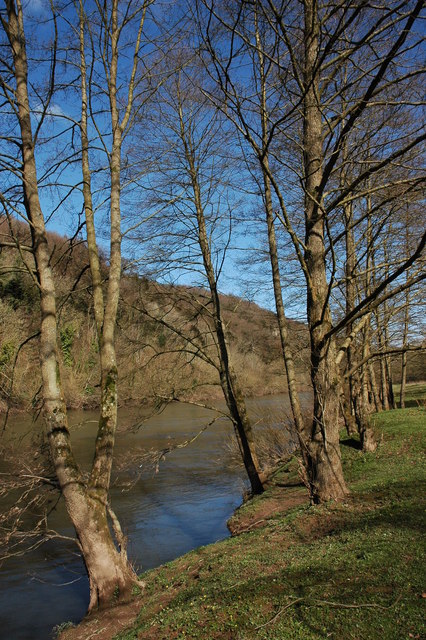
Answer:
[111,399,425,640]
[393,381,426,408]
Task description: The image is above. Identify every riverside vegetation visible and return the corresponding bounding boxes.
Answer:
[59,384,425,640]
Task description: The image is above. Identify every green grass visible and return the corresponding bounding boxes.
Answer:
[110,400,425,640]
[394,382,426,408]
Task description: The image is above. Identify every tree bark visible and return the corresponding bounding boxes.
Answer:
[342,198,360,437]
[400,298,409,409]
[400,218,411,409]
[368,359,381,412]
[78,0,142,606]
[302,0,348,502]
[199,219,264,495]
[344,191,376,451]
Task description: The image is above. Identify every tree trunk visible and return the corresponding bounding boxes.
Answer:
[342,199,362,439]
[365,202,381,414]
[80,0,140,606]
[208,270,264,495]
[351,193,376,451]
[78,0,104,338]
[178,104,264,495]
[385,354,396,410]
[307,339,348,502]
[302,0,347,502]
[202,243,264,495]
[400,351,408,409]
[264,183,309,463]
[340,384,357,437]
[368,360,381,412]
[72,497,135,611]
[220,358,265,495]
[358,321,377,452]
[376,316,390,411]
[4,0,138,611]
[254,11,308,465]
[400,216,411,409]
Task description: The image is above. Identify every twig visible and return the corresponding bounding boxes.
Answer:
[85,627,108,639]
[234,518,266,534]
[255,598,304,630]
[311,593,403,610]
[29,575,82,587]
[254,593,402,630]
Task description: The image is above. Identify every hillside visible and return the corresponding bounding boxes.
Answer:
[0,221,309,412]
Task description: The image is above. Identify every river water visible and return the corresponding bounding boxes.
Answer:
[0,394,308,640]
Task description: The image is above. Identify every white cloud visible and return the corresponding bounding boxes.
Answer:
[23,0,48,16]
[32,102,67,122]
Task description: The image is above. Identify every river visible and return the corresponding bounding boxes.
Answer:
[0,394,309,640]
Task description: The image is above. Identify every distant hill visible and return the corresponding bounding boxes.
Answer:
[0,219,310,412]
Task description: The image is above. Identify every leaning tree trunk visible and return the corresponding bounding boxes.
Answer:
[72,497,136,611]
[264,174,310,464]
[4,0,139,612]
[79,0,141,608]
[179,109,264,495]
[302,0,348,502]
[207,264,264,495]
[219,354,265,495]
[200,227,264,495]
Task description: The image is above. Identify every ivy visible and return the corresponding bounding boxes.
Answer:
[0,342,14,369]
[60,325,75,367]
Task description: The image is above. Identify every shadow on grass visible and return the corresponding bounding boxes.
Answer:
[397,399,425,409]
[275,479,306,488]
[199,548,418,640]
[129,474,424,640]
[340,437,362,450]
[291,478,424,546]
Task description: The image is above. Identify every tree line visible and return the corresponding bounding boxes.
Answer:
[0,0,424,613]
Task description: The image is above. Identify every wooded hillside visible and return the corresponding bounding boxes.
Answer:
[0,221,309,412]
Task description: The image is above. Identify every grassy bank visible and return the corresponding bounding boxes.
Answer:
[394,382,426,408]
[60,403,425,640]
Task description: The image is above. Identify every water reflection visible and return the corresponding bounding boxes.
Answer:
[0,394,310,640]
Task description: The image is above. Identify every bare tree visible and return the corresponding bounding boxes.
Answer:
[195,0,425,501]
[0,0,157,610]
[129,58,265,493]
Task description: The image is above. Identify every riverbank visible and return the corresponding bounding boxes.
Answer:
[59,400,425,640]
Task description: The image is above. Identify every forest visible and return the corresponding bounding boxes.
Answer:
[0,0,424,638]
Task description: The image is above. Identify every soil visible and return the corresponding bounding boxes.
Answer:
[59,598,143,640]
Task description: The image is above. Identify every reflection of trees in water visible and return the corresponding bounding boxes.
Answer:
[0,395,298,638]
